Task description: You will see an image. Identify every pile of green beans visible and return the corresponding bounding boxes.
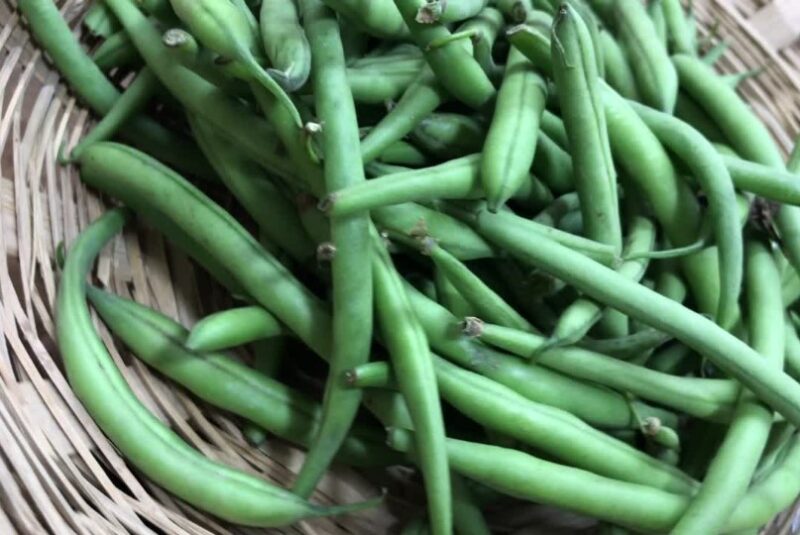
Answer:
[30,0,800,531]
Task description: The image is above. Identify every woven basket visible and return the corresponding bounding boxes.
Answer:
[2,0,800,533]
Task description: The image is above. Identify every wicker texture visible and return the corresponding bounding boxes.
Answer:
[0,0,799,533]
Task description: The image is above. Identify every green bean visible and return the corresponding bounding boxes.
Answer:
[392,427,800,532]
[533,191,579,226]
[361,68,448,164]
[446,203,619,265]
[578,329,672,359]
[352,353,696,493]
[785,319,800,380]
[292,0,374,498]
[84,2,120,37]
[613,0,678,112]
[389,429,689,532]
[530,132,575,194]
[506,11,552,72]
[320,0,408,38]
[378,141,430,166]
[549,216,655,347]
[553,5,622,250]
[87,287,399,467]
[186,307,286,352]
[345,360,396,389]
[18,0,212,179]
[372,203,496,260]
[92,29,140,71]
[411,113,486,160]
[347,62,425,104]
[259,0,311,91]
[672,240,785,534]
[647,0,667,47]
[416,0,489,23]
[492,0,534,22]
[453,202,800,427]
[163,29,252,98]
[673,55,781,167]
[701,40,728,66]
[477,322,736,419]
[168,0,302,126]
[482,48,547,211]
[373,234,451,535]
[451,473,491,535]
[327,154,551,216]
[661,0,696,55]
[58,210,378,526]
[674,91,726,142]
[405,283,676,428]
[540,110,569,148]
[433,356,696,492]
[394,0,496,109]
[102,0,295,181]
[718,158,800,206]
[67,67,158,161]
[188,115,316,263]
[434,267,477,318]
[80,142,333,357]
[598,30,638,100]
[458,7,505,80]
[423,239,533,331]
[631,102,741,328]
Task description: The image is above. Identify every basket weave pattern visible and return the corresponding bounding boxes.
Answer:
[0,0,799,533]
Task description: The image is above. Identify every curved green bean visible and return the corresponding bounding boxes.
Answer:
[88,287,399,467]
[631,102,741,328]
[58,210,377,526]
